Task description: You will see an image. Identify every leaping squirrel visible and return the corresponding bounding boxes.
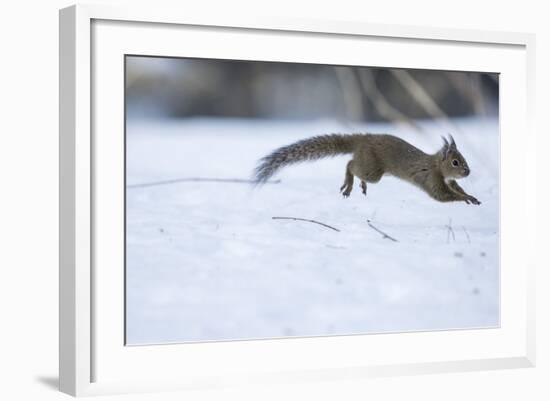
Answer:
[254,133,481,205]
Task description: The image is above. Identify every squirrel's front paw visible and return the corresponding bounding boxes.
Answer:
[465,195,481,205]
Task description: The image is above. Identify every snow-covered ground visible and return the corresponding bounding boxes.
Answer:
[125,117,499,345]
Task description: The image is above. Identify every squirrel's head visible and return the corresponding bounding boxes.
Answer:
[439,135,470,179]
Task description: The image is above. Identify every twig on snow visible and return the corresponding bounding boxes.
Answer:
[366,219,398,242]
[127,177,281,189]
[446,218,456,243]
[462,226,471,244]
[272,216,340,232]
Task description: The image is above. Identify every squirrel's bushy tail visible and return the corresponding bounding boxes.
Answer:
[254,134,359,184]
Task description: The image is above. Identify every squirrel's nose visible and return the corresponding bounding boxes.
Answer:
[463,167,470,176]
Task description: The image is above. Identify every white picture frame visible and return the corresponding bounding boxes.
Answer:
[59,4,536,397]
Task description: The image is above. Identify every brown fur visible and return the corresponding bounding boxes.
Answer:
[254,133,480,204]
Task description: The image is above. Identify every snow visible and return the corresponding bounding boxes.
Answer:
[125,117,499,345]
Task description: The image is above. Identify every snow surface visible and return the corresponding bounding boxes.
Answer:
[125,117,499,345]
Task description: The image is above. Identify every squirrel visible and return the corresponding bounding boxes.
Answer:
[254,133,481,205]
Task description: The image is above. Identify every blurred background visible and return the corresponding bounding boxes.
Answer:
[126,56,498,127]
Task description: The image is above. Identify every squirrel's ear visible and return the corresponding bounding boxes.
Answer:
[449,134,457,150]
[441,136,450,160]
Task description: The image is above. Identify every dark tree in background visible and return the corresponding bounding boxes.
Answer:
[126,56,498,126]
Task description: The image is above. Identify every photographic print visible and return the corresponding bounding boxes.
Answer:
[125,56,499,345]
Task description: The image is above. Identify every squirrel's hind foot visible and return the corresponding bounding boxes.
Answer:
[340,183,352,198]
[465,195,481,205]
[360,181,367,196]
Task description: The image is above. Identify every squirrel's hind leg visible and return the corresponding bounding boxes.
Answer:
[340,160,354,198]
[360,181,367,195]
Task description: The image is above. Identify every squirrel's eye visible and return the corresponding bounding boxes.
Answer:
[452,159,459,167]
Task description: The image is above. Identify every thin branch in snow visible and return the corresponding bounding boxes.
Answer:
[366,219,398,242]
[127,177,281,189]
[462,226,471,244]
[272,216,340,232]
[446,218,456,243]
